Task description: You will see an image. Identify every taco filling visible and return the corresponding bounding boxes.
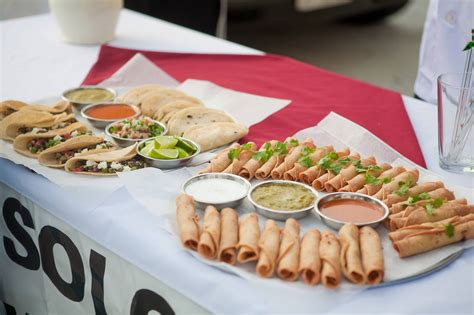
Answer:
[18,118,76,135]
[54,141,115,164]
[72,157,146,173]
[108,117,164,139]
[27,130,92,154]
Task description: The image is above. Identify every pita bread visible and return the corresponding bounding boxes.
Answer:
[65,144,140,176]
[183,122,249,151]
[118,84,165,105]
[167,107,234,136]
[38,135,114,168]
[140,89,202,117]
[154,100,203,121]
[13,122,88,158]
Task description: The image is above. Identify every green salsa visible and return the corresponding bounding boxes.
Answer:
[65,88,114,103]
[251,183,315,211]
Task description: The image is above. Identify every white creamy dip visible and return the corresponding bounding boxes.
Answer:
[185,178,247,203]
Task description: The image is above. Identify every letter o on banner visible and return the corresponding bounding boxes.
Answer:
[39,226,85,302]
[130,289,175,315]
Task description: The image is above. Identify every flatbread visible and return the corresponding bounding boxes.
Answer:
[167,107,234,136]
[13,122,88,158]
[140,89,202,117]
[38,135,114,168]
[154,100,203,122]
[117,84,165,105]
[183,122,249,151]
[64,144,138,176]
[0,100,28,120]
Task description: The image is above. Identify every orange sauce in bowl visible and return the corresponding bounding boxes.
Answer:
[85,104,137,120]
[320,199,384,224]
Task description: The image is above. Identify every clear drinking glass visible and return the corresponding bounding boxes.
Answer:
[437,73,474,173]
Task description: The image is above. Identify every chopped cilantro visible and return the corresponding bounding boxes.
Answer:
[444,224,454,238]
[273,141,288,156]
[228,148,241,160]
[298,156,313,168]
[424,198,444,215]
[285,139,299,147]
[393,177,412,196]
[241,143,253,150]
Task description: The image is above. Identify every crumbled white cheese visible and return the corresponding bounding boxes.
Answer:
[111,161,123,170]
[53,135,62,141]
[122,165,131,172]
[97,161,107,170]
[86,160,97,167]
[71,130,79,137]
[31,127,45,134]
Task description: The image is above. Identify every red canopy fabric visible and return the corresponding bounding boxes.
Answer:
[83,45,425,167]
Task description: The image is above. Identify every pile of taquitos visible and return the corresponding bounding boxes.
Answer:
[176,194,384,288]
[199,138,474,258]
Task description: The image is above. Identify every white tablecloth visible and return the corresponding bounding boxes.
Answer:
[1,9,473,314]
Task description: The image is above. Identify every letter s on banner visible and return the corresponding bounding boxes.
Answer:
[3,197,40,270]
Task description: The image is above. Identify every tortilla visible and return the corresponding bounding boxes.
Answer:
[256,219,281,278]
[198,205,221,259]
[237,213,260,263]
[64,144,140,176]
[117,84,165,105]
[167,107,234,136]
[140,89,202,117]
[176,194,200,251]
[360,226,384,285]
[299,229,322,285]
[339,223,366,284]
[154,100,203,122]
[276,218,300,281]
[320,231,341,289]
[38,135,114,168]
[13,122,88,158]
[218,208,239,265]
[0,100,28,120]
[183,122,249,152]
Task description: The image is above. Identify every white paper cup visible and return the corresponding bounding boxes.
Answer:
[49,0,123,45]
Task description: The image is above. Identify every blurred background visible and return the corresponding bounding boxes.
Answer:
[1,0,428,95]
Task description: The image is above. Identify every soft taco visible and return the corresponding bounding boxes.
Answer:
[0,100,72,121]
[38,135,116,168]
[13,122,89,158]
[64,144,146,176]
[0,111,77,141]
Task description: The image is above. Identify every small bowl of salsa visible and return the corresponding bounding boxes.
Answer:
[63,86,116,107]
[81,103,140,129]
[314,192,389,230]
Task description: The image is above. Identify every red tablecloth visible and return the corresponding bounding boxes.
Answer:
[83,45,425,167]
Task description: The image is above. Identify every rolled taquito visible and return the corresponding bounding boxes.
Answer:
[276,218,300,281]
[240,141,277,180]
[218,208,239,264]
[391,203,474,230]
[325,156,376,192]
[340,163,391,192]
[360,226,384,285]
[223,142,257,175]
[320,231,341,289]
[373,169,419,200]
[283,145,333,181]
[389,214,474,258]
[357,166,406,195]
[198,206,221,259]
[271,139,315,179]
[256,219,281,278]
[298,229,322,285]
[390,187,456,214]
[237,213,260,263]
[199,143,240,174]
[384,181,445,207]
[176,194,200,251]
[339,223,366,284]
[298,148,350,185]
[312,153,360,191]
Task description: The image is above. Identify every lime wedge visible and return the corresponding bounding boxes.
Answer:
[176,138,196,154]
[176,147,190,159]
[154,136,179,149]
[150,148,179,160]
[140,143,154,157]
